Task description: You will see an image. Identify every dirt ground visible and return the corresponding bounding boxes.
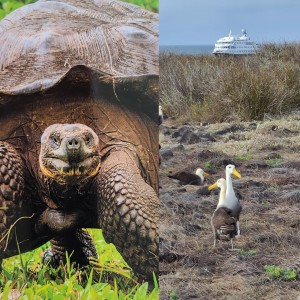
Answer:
[159,112,300,300]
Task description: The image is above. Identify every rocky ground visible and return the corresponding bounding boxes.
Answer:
[159,112,300,300]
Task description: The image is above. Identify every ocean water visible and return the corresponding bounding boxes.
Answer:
[160,45,214,55]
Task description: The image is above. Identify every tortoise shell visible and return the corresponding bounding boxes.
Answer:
[0,0,158,95]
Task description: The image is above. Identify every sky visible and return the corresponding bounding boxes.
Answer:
[159,0,300,45]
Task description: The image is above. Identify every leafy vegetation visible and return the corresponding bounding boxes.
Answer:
[160,44,300,122]
[238,249,257,256]
[0,0,34,18]
[0,229,158,299]
[203,161,216,170]
[264,265,297,281]
[235,154,253,161]
[265,158,283,168]
[122,0,158,12]
[169,291,179,300]
[0,0,157,19]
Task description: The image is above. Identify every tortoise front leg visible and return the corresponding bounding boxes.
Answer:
[42,229,98,267]
[35,208,98,267]
[97,149,159,281]
[0,141,27,267]
[0,142,50,269]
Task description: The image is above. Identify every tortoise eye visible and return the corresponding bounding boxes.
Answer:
[50,135,60,147]
[85,133,93,145]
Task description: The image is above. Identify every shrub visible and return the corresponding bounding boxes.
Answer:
[0,0,157,20]
[265,158,283,167]
[238,249,257,256]
[160,44,300,122]
[264,265,297,281]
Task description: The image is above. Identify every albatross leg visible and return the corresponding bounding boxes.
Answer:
[229,238,241,251]
[236,221,241,236]
[213,228,219,248]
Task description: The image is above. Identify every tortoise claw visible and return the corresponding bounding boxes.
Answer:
[42,249,61,267]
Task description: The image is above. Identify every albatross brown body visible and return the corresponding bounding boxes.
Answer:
[211,207,237,244]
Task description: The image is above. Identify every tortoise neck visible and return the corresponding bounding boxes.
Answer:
[43,175,96,208]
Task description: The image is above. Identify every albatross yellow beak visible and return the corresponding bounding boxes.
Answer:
[208,182,218,191]
[204,172,209,177]
[232,168,241,179]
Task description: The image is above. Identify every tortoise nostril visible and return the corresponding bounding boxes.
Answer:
[67,138,81,150]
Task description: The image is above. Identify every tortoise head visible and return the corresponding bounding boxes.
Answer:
[39,124,101,185]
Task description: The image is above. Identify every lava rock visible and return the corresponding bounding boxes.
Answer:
[160,149,174,160]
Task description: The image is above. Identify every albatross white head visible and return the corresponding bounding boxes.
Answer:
[208,178,226,207]
[224,164,241,204]
[226,164,241,179]
[208,178,226,190]
[195,168,209,183]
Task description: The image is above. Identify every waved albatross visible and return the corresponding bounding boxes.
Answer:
[223,164,242,236]
[209,165,242,249]
[168,168,209,185]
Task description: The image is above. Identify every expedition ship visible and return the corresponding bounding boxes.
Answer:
[213,29,259,55]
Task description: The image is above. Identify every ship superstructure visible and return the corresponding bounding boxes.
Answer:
[213,29,259,55]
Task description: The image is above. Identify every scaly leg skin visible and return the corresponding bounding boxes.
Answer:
[0,141,26,266]
[97,149,159,282]
[42,229,98,267]
[35,209,98,267]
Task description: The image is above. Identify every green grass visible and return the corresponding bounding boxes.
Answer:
[264,265,297,281]
[0,229,158,299]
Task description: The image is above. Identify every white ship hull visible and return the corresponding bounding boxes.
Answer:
[213,29,259,56]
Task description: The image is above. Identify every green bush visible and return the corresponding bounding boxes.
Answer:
[122,0,158,12]
[0,0,157,19]
[238,249,256,256]
[264,265,297,281]
[0,0,35,18]
[265,158,283,168]
[160,44,300,122]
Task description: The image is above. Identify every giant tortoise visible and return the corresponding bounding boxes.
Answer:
[0,0,159,281]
